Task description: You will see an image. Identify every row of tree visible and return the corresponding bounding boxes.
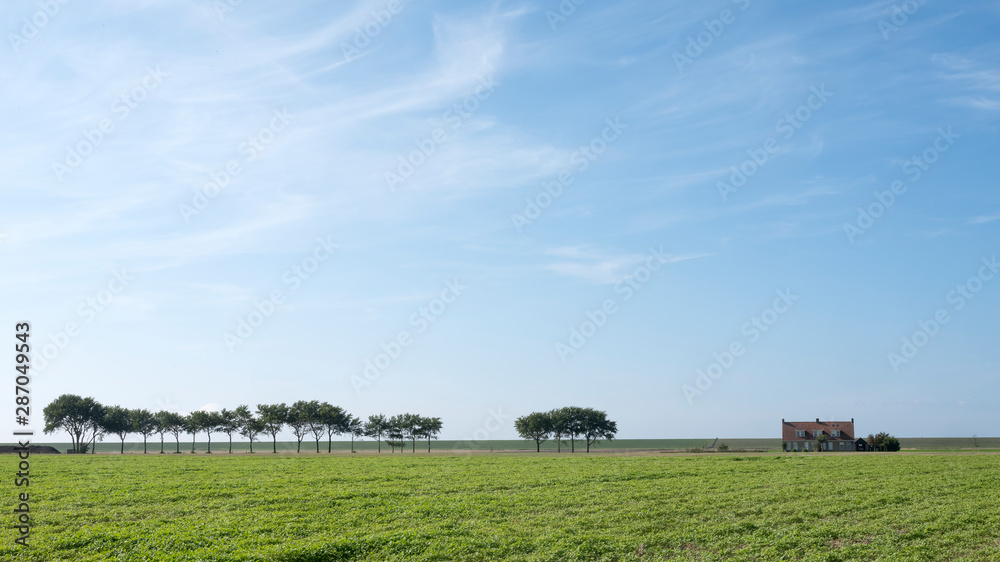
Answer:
[514,407,618,453]
[42,394,443,454]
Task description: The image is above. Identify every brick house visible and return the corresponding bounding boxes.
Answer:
[782,418,858,452]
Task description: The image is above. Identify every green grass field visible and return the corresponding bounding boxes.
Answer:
[2,452,1000,560]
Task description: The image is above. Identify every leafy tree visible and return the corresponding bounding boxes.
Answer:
[287,401,313,453]
[298,400,327,453]
[365,414,389,453]
[563,406,588,453]
[87,407,106,454]
[578,408,617,453]
[318,402,347,453]
[184,414,199,453]
[189,410,222,453]
[515,412,553,453]
[816,433,829,452]
[548,408,569,453]
[156,410,185,453]
[868,432,900,452]
[102,405,134,454]
[395,413,423,453]
[235,405,264,453]
[417,416,443,453]
[217,408,241,454]
[257,403,289,453]
[130,408,158,454]
[153,410,171,454]
[386,415,406,453]
[42,394,104,454]
[346,416,364,453]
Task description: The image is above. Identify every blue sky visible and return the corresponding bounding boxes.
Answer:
[2,0,999,443]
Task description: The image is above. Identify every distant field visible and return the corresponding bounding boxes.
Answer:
[11,436,1000,453]
[2,453,999,560]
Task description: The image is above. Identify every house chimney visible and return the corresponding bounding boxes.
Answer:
[782,419,785,423]
[851,418,854,423]
[816,418,819,423]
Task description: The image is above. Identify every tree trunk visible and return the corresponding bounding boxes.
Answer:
[537,440,541,453]
[120,439,125,454]
[272,434,277,453]
[316,439,320,454]
[143,436,147,454]
[412,438,416,453]
[175,437,180,453]
[571,435,575,453]
[377,437,381,453]
[427,436,431,453]
[229,435,233,454]
[160,437,165,454]
[328,434,332,453]
[351,434,355,453]
[191,433,196,453]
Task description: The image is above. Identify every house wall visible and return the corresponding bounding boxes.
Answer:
[785,439,855,452]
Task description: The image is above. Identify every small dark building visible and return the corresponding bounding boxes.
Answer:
[854,438,868,452]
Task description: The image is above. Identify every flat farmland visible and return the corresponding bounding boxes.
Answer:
[2,453,999,561]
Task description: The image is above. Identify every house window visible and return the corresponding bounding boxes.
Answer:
[814,429,823,437]
[796,430,806,438]
[839,442,845,451]
[831,430,841,437]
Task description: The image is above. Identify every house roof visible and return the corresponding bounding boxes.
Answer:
[781,418,855,440]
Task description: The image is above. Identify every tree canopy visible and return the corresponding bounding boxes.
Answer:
[42,394,105,454]
[515,407,618,453]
